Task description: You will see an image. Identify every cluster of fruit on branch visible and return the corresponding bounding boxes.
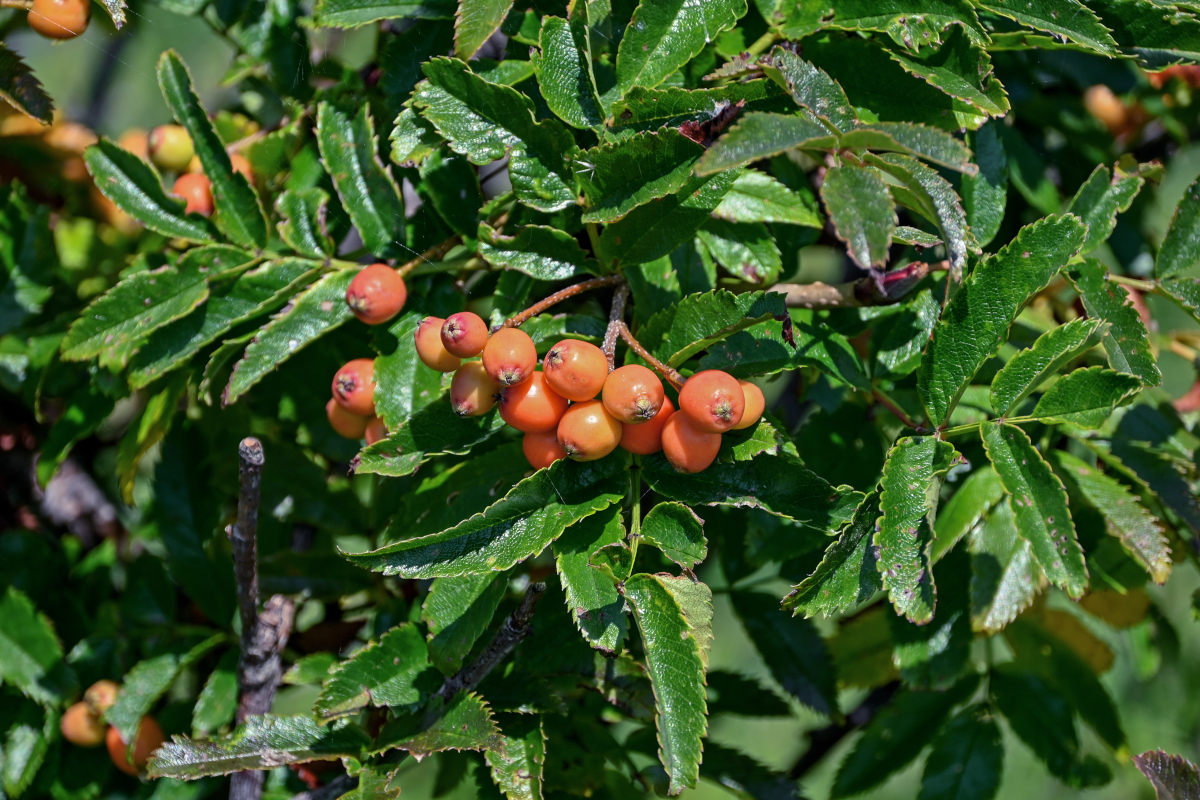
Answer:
[58,679,164,775]
[325,266,765,473]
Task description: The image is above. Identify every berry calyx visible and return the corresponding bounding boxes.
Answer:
[602,364,665,424]
[543,340,608,402]
[365,417,388,445]
[441,312,489,358]
[620,397,674,455]
[450,361,500,417]
[60,702,105,747]
[326,398,369,439]
[106,717,165,776]
[483,328,537,387]
[149,125,195,173]
[28,0,90,39]
[661,412,722,473]
[523,430,567,469]
[415,317,461,372]
[84,679,119,715]
[346,263,407,325]
[557,400,622,461]
[331,358,376,417]
[732,380,765,430]
[678,370,745,433]
[499,371,568,433]
[172,173,213,217]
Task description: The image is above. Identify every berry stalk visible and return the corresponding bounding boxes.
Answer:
[615,321,684,391]
[502,274,625,328]
[603,283,630,371]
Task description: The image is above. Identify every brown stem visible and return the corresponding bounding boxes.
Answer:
[0,0,33,9]
[503,274,624,328]
[778,260,949,309]
[873,387,923,431]
[603,284,630,371]
[229,438,263,641]
[616,322,685,391]
[435,582,546,701]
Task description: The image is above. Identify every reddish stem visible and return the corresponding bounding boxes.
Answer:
[616,322,684,391]
[603,284,630,371]
[503,274,624,328]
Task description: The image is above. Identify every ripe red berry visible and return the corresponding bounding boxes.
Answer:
[620,397,674,455]
[84,679,119,715]
[149,124,194,173]
[661,412,722,473]
[499,371,568,433]
[557,400,622,461]
[602,364,665,424]
[365,417,388,445]
[172,173,213,216]
[346,263,407,325]
[326,398,369,439]
[415,316,461,372]
[523,430,567,469]
[678,370,745,433]
[28,0,90,39]
[332,358,376,417]
[61,702,104,748]
[732,380,765,430]
[450,361,500,417]
[441,312,489,358]
[106,717,164,776]
[543,340,608,402]
[483,327,537,387]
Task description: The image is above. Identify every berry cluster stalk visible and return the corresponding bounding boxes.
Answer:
[616,321,684,390]
[502,274,624,328]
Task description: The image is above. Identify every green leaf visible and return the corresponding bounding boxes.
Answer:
[314,624,432,718]
[108,635,223,749]
[1030,367,1141,428]
[615,0,747,93]
[979,0,1115,54]
[1161,276,1200,326]
[962,120,1007,248]
[486,714,547,800]
[820,165,897,270]
[316,103,406,258]
[148,715,370,777]
[0,43,52,124]
[479,224,595,281]
[354,404,506,477]
[35,384,115,487]
[968,497,1043,632]
[783,490,882,617]
[885,27,1009,117]
[868,152,970,274]
[1,700,52,797]
[1105,441,1200,540]
[1133,750,1200,800]
[638,289,786,367]
[640,502,707,570]
[695,220,783,284]
[877,436,960,624]
[61,264,211,368]
[760,46,858,131]
[780,0,986,50]
[980,423,1087,599]
[224,268,355,405]
[390,107,443,166]
[1091,0,1200,67]
[373,692,502,757]
[919,215,1087,427]
[1067,259,1161,386]
[832,677,980,798]
[346,455,628,577]
[989,318,1106,416]
[623,574,712,795]
[192,650,238,736]
[0,588,73,706]
[455,0,514,59]
[712,169,822,227]
[918,705,1004,800]
[731,591,837,715]
[84,139,215,242]
[872,289,941,381]
[157,51,268,248]
[0,184,53,337]
[890,546,971,689]
[1053,452,1171,584]
[579,131,704,223]
[535,16,603,129]
[702,310,860,387]
[420,140,482,239]
[1158,174,1200,278]
[695,112,833,176]
[312,0,454,27]
[843,123,975,174]
[932,466,1004,562]
[422,573,507,673]
[275,188,335,258]
[606,81,788,136]
[373,313,445,431]
[1067,163,1150,255]
[128,258,315,389]
[552,505,628,653]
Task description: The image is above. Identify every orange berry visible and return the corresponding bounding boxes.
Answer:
[1083,85,1128,135]
[732,380,765,430]
[602,364,665,423]
[450,361,500,417]
[346,263,407,325]
[172,173,213,216]
[229,152,253,182]
[620,397,674,455]
[28,0,89,39]
[557,400,622,461]
[543,340,608,401]
[117,129,149,161]
[661,412,722,473]
[60,702,105,747]
[499,371,568,433]
[331,358,375,417]
[441,312,489,358]
[326,398,369,439]
[106,717,164,776]
[523,430,567,469]
[483,327,537,387]
[84,680,120,715]
[678,369,744,433]
[149,124,195,173]
[365,416,388,445]
[415,317,461,372]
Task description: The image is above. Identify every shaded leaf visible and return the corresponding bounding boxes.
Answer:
[932,466,1004,562]
[354,404,506,477]
[314,624,432,718]
[821,165,897,270]
[1133,750,1200,800]
[968,498,1044,632]
[1067,162,1151,255]
[422,573,508,673]
[783,490,882,617]
[312,0,455,27]
[456,0,514,59]
[1158,174,1200,278]
[108,635,223,749]
[486,714,547,800]
[885,26,1008,117]
[553,505,628,653]
[641,502,707,570]
[579,131,704,223]
[979,0,1115,54]
[918,705,1004,800]
[615,0,747,93]
[1030,366,1141,429]
[0,588,74,706]
[868,152,970,274]
[0,44,52,124]
[276,188,335,258]
[638,289,786,367]
[713,169,822,227]
[192,650,238,736]
[1068,258,1161,386]
[731,591,837,715]
[374,693,502,757]
[962,120,1007,247]
[696,111,833,175]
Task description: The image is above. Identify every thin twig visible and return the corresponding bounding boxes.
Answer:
[0,0,33,9]
[395,235,462,278]
[777,260,949,309]
[229,438,264,642]
[616,322,685,391]
[787,682,899,779]
[435,582,546,701]
[603,284,630,371]
[872,387,924,431]
[503,275,624,328]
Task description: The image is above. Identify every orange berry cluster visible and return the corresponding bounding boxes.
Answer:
[59,679,164,776]
[413,311,765,473]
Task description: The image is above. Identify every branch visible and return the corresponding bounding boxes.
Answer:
[395,235,463,278]
[435,582,546,701]
[778,260,949,309]
[603,284,630,371]
[503,275,624,329]
[615,322,684,391]
[787,681,899,779]
[229,437,264,641]
[290,775,357,800]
